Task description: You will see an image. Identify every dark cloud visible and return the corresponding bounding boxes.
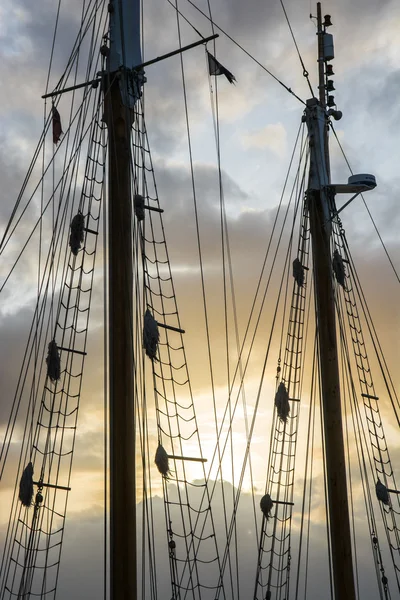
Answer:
[0,307,37,426]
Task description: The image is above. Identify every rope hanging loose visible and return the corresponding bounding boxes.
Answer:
[155,444,171,478]
[69,211,85,255]
[143,309,159,361]
[134,194,145,221]
[275,381,290,423]
[19,462,34,507]
[332,248,345,288]
[260,494,274,520]
[292,257,305,287]
[376,479,390,505]
[46,339,61,382]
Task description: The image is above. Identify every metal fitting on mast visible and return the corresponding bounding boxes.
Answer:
[108,0,142,71]
[304,98,332,232]
[108,0,144,106]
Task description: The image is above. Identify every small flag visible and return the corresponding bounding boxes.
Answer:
[207,51,236,84]
[52,106,63,144]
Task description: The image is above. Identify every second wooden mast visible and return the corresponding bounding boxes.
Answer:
[305,4,356,599]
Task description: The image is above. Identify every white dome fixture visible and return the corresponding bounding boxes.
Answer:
[329,173,377,216]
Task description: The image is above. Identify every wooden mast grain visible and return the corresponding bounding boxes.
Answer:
[308,191,356,600]
[105,75,137,599]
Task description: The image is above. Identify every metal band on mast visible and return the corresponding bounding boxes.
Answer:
[305,4,356,599]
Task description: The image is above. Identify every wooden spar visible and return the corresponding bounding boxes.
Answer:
[167,455,207,463]
[305,4,356,599]
[41,34,218,99]
[105,68,137,599]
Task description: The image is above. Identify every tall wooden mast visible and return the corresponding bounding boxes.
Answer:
[305,4,356,599]
[106,1,142,598]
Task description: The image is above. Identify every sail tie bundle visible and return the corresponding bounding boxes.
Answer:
[332,248,345,287]
[143,309,159,360]
[52,106,63,144]
[134,194,145,221]
[274,381,290,423]
[376,479,390,505]
[69,211,85,255]
[155,444,171,478]
[292,257,305,287]
[46,339,61,382]
[260,494,273,520]
[19,462,34,507]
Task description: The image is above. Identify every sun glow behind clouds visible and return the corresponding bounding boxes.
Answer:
[0,1,400,598]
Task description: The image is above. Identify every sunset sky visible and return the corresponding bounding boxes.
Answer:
[0,0,399,598]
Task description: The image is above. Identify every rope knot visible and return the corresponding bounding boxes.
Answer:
[155,444,171,478]
[134,194,145,221]
[46,339,61,382]
[376,479,390,505]
[275,381,290,423]
[332,249,345,288]
[260,494,273,520]
[143,309,159,361]
[69,211,85,255]
[292,257,305,287]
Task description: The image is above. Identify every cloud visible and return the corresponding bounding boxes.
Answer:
[241,122,287,156]
[1,0,400,596]
[0,481,389,599]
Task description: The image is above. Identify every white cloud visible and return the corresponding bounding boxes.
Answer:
[241,122,287,157]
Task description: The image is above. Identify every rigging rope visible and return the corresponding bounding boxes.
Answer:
[330,123,400,285]
[0,2,109,593]
[254,163,310,600]
[166,0,306,105]
[0,0,107,259]
[205,2,242,594]
[132,82,225,598]
[331,220,400,593]
[0,105,106,598]
[279,0,315,98]
[207,130,309,600]
[336,274,393,599]
[175,125,310,600]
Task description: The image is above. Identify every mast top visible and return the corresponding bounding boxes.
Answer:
[109,0,142,72]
